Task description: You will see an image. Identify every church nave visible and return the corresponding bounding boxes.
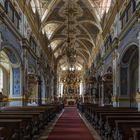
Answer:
[0,0,140,139]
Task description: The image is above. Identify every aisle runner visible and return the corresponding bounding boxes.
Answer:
[47,107,94,140]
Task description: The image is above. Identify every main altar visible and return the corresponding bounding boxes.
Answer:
[61,67,82,106]
[63,93,79,105]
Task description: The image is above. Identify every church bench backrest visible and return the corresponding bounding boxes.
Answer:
[114,120,140,140]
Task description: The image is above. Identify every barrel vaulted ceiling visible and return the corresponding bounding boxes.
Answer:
[30,0,112,70]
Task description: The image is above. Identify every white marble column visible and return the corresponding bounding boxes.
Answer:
[101,82,104,106]
[112,49,118,107]
[136,0,140,6]
[23,47,28,99]
[135,32,140,111]
[83,81,86,103]
[113,58,117,95]
[99,84,101,105]
[99,82,104,106]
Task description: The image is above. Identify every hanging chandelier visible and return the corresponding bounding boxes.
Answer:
[66,43,76,65]
[66,0,76,65]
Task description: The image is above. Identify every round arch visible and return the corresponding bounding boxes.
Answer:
[0,43,23,99]
[119,43,138,107]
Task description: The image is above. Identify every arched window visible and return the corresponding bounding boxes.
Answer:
[0,68,3,92]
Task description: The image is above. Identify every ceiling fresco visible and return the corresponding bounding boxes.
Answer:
[30,0,112,70]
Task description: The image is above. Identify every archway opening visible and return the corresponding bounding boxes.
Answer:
[0,51,11,100]
[0,47,22,106]
[120,45,138,107]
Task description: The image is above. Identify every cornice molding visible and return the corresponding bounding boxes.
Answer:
[22,38,38,59]
[17,0,54,66]
[119,12,137,41]
[0,5,22,41]
[102,0,123,39]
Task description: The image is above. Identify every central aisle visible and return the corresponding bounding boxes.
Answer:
[47,107,94,140]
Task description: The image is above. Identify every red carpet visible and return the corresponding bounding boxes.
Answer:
[47,107,94,140]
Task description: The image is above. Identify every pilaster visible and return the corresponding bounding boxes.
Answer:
[138,32,140,92]
[101,82,104,106]
[136,31,140,110]
[112,49,119,107]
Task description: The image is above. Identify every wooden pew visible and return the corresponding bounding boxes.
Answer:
[1,106,54,126]
[131,128,140,140]
[92,108,137,128]
[78,104,140,140]
[0,104,63,140]
[79,103,137,123]
[113,120,140,140]
[104,116,140,139]
[97,112,140,134]
[0,127,7,140]
[0,107,50,139]
[0,104,61,122]
[0,111,43,132]
[41,103,64,120]
[0,119,24,140]
[0,114,37,139]
[0,127,19,140]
